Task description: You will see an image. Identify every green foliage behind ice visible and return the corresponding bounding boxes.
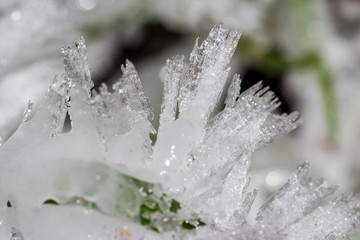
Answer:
[37,161,204,232]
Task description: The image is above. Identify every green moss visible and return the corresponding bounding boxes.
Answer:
[43,199,59,205]
[170,199,181,213]
[182,219,206,229]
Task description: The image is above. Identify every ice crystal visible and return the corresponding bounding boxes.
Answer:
[0,24,359,239]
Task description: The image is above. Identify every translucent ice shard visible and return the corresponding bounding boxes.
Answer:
[159,55,184,131]
[188,81,301,184]
[62,36,93,96]
[91,60,155,169]
[220,153,255,227]
[114,60,154,131]
[153,24,242,181]
[61,37,97,133]
[283,192,360,240]
[22,74,70,138]
[224,74,241,108]
[91,60,155,142]
[257,162,338,232]
[43,75,69,137]
[178,23,241,128]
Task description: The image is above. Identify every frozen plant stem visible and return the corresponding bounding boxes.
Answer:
[0,24,359,240]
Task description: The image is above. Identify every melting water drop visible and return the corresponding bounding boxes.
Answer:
[164,145,177,167]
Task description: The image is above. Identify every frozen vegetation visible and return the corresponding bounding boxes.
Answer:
[0,24,359,239]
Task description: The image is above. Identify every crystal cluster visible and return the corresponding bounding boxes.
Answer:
[0,24,359,240]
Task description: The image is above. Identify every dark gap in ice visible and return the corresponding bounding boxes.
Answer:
[93,22,184,88]
[62,111,72,133]
[241,66,292,114]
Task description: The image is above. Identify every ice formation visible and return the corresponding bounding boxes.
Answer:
[0,24,359,239]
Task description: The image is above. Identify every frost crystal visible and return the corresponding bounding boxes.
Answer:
[0,24,359,240]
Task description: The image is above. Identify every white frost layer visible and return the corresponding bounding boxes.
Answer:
[7,205,154,240]
[0,24,359,239]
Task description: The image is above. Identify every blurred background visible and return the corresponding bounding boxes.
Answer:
[0,0,359,237]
